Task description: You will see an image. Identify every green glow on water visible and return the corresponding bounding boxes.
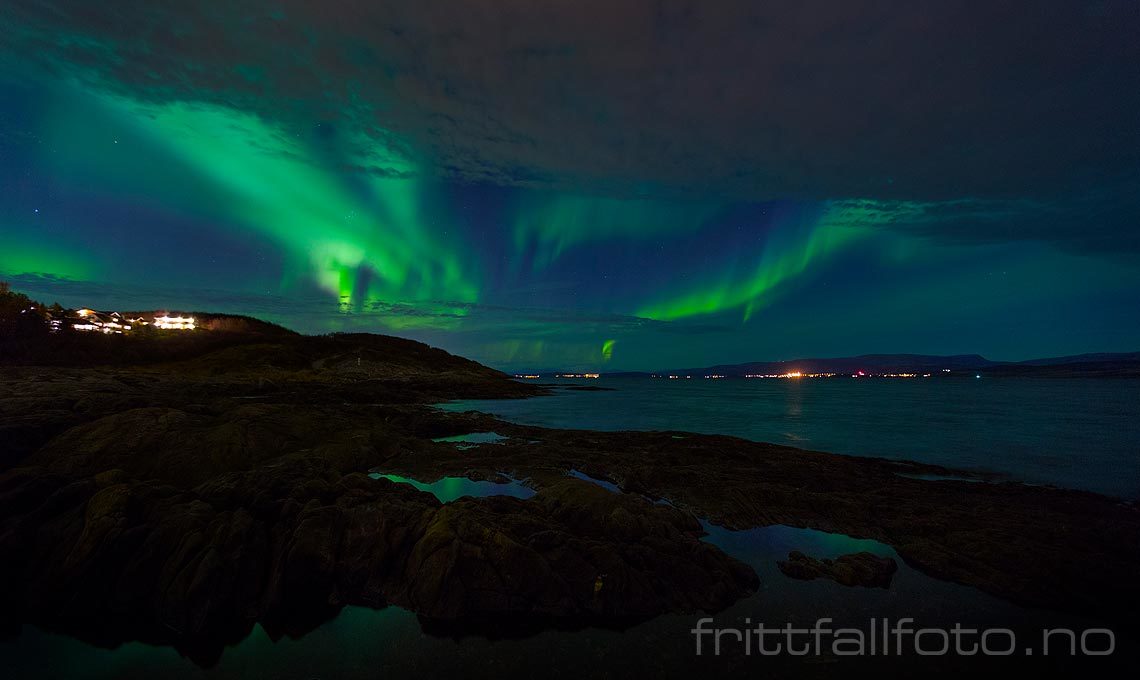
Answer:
[369,472,534,503]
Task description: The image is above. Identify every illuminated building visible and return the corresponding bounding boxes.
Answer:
[153,314,196,330]
[65,308,195,333]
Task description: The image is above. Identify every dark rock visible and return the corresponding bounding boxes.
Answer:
[400,480,757,621]
[777,550,898,588]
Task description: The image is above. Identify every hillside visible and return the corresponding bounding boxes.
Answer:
[0,288,522,391]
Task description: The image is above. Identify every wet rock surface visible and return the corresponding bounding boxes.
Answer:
[777,551,898,588]
[1,331,1138,662]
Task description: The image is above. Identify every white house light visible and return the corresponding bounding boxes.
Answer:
[153,314,196,330]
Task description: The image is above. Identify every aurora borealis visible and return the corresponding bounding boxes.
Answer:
[2,2,1139,370]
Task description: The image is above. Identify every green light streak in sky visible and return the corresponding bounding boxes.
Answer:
[13,81,981,365]
[634,201,925,321]
[72,89,478,310]
[337,301,472,331]
[0,227,97,280]
[512,194,723,269]
[482,339,548,365]
[472,338,617,370]
[601,339,615,361]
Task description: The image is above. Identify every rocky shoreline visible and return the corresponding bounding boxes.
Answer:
[1,332,1138,664]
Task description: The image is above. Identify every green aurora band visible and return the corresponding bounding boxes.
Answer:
[42,86,478,311]
[5,80,1134,371]
[0,226,96,282]
[635,200,927,321]
[0,83,948,362]
[23,84,911,333]
[512,194,725,270]
[601,339,615,362]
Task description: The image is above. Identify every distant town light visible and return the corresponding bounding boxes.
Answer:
[67,309,196,333]
[153,314,196,330]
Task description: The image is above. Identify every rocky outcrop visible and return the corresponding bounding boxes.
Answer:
[777,550,898,588]
[401,480,756,621]
[0,418,759,663]
[1,336,1138,664]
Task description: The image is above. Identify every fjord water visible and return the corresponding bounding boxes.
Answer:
[443,376,1140,499]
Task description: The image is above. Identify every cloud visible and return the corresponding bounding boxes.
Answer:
[826,190,1140,255]
[2,0,1137,255]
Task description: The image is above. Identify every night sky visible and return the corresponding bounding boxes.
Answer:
[2,2,1138,371]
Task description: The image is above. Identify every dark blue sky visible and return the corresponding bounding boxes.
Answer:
[1,1,1138,370]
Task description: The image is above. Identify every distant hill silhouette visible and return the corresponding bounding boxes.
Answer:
[683,353,994,376]
[666,352,1140,378]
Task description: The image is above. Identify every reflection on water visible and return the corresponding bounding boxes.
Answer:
[702,522,893,561]
[368,472,535,503]
[431,431,507,450]
[568,469,621,493]
[5,523,1126,678]
[442,377,1140,499]
[784,381,803,418]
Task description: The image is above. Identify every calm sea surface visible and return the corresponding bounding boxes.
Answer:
[442,376,1140,500]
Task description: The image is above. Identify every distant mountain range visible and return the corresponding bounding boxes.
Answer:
[593,351,1140,378]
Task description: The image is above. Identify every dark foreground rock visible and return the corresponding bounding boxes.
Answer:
[0,332,1138,664]
[0,342,756,664]
[0,461,755,665]
[778,550,898,588]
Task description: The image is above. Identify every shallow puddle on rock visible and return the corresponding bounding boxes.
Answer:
[567,469,677,507]
[430,431,507,449]
[698,522,1056,627]
[568,469,622,493]
[700,521,894,566]
[369,471,534,503]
